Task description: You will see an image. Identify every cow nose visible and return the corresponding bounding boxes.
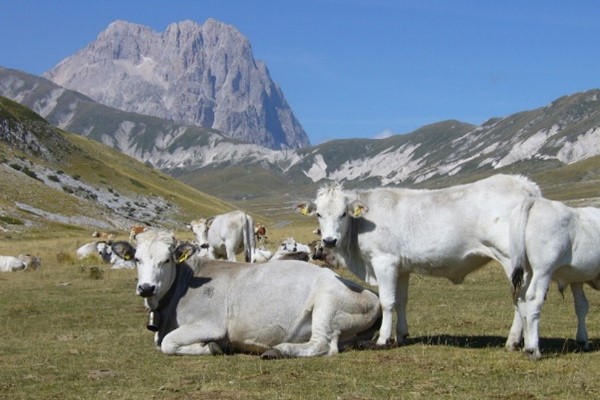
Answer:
[137,283,156,298]
[322,237,337,248]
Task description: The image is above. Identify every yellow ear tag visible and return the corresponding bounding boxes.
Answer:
[354,206,364,217]
[301,206,310,216]
[124,254,131,260]
[178,252,189,263]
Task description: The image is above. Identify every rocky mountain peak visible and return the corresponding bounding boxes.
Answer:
[44,19,310,150]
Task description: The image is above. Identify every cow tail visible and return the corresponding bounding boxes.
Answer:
[509,197,535,299]
[243,214,256,263]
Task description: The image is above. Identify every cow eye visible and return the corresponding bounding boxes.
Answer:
[316,213,322,218]
[341,212,347,218]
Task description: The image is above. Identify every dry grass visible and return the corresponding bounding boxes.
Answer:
[1,230,600,399]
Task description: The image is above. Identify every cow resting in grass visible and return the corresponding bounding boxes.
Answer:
[271,237,312,261]
[0,255,26,272]
[115,229,381,358]
[76,241,107,260]
[297,174,542,350]
[511,197,600,359]
[190,210,256,262]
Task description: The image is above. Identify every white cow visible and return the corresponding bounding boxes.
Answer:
[297,174,542,349]
[271,237,311,261]
[76,241,107,260]
[252,247,273,263]
[511,197,600,359]
[0,255,26,272]
[114,229,382,358]
[190,210,257,262]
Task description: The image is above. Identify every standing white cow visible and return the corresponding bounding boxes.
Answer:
[511,197,600,359]
[190,210,257,263]
[297,174,542,349]
[115,229,381,358]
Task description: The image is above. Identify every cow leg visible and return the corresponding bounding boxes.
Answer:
[161,325,224,356]
[264,300,340,358]
[395,273,410,344]
[506,271,529,352]
[570,282,590,351]
[225,243,237,262]
[371,256,400,346]
[523,273,551,360]
[505,305,524,352]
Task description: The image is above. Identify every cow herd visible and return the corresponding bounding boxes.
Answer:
[3,173,600,361]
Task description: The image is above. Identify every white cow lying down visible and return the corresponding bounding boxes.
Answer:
[270,237,312,261]
[113,229,381,358]
[0,255,26,272]
[511,197,600,359]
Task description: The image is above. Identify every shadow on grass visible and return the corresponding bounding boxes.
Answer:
[406,334,600,356]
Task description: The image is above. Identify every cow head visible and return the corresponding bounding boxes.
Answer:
[130,230,178,307]
[296,184,368,249]
[189,218,214,248]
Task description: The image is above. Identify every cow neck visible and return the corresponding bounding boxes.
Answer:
[153,262,180,312]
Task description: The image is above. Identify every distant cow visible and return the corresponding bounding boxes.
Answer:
[190,210,257,262]
[271,237,311,261]
[253,247,273,263]
[0,255,26,272]
[17,254,41,270]
[76,241,107,260]
[297,174,542,349]
[129,225,147,243]
[511,198,600,359]
[254,223,267,242]
[114,229,381,358]
[92,231,114,240]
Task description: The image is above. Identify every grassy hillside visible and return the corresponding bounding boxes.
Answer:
[0,97,237,239]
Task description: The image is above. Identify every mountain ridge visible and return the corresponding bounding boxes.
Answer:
[43,19,309,150]
[2,66,600,206]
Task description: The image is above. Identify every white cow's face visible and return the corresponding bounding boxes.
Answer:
[313,194,368,249]
[134,232,177,303]
[279,237,299,253]
[190,219,209,246]
[314,193,352,248]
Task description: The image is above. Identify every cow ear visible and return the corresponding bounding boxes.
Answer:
[112,242,136,260]
[174,243,197,263]
[348,201,368,218]
[205,217,215,229]
[295,201,316,216]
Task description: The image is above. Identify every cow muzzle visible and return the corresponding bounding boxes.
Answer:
[137,283,156,298]
[322,237,338,248]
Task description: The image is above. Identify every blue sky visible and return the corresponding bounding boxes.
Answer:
[1,1,599,145]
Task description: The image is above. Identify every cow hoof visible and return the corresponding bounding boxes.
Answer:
[525,348,542,361]
[354,340,382,351]
[260,348,284,360]
[505,341,521,352]
[576,341,590,353]
[208,342,223,356]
